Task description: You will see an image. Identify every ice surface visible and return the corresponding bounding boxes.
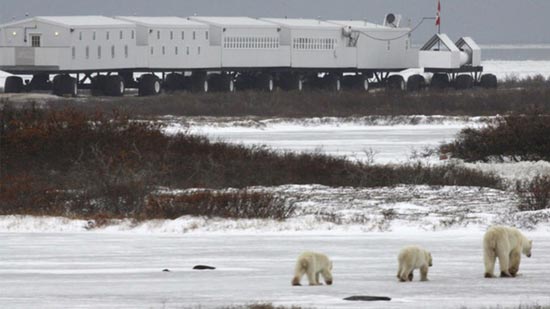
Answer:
[175,121,471,164]
[0,232,549,309]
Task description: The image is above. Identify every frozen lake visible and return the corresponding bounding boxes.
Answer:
[186,123,467,163]
[1,231,548,309]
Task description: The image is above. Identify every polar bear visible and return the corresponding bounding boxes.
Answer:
[397,245,432,282]
[483,225,533,278]
[291,251,333,286]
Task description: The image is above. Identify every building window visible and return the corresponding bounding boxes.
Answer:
[124,45,128,58]
[150,47,154,55]
[206,31,209,40]
[111,45,115,58]
[106,31,110,40]
[186,46,189,55]
[162,46,165,55]
[193,31,196,40]
[175,46,178,55]
[31,35,40,47]
[72,47,76,60]
[79,32,82,40]
[131,30,135,39]
[181,31,185,40]
[93,32,96,40]
[85,46,90,59]
[170,31,173,40]
[98,46,101,59]
[157,30,160,40]
[120,31,123,40]
[198,46,201,55]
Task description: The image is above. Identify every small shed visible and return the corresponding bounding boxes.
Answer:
[261,18,356,69]
[188,16,289,69]
[328,20,417,70]
[115,16,219,70]
[0,16,136,73]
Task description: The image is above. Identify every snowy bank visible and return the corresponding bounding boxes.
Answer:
[1,184,548,234]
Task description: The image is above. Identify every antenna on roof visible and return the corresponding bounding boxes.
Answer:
[25,12,29,17]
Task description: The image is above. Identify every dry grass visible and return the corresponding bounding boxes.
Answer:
[0,106,503,221]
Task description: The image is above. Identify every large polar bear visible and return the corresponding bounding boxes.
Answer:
[291,251,333,286]
[397,245,432,282]
[483,225,533,278]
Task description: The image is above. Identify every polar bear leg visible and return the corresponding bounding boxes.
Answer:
[315,272,320,285]
[420,265,429,281]
[399,264,413,282]
[498,251,512,277]
[484,248,496,278]
[306,262,318,285]
[509,250,521,277]
[321,268,333,285]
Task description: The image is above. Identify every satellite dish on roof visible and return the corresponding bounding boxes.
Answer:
[383,13,402,28]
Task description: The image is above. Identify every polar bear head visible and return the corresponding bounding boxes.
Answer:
[523,240,533,258]
[426,251,433,267]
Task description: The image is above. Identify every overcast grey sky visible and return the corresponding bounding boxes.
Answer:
[1,0,549,44]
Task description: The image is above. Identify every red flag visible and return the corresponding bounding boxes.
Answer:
[435,0,441,26]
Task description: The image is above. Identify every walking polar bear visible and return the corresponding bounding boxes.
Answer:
[291,251,333,286]
[397,245,432,282]
[483,225,533,278]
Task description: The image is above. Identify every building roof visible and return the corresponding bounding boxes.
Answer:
[116,16,207,28]
[329,20,408,32]
[36,16,135,28]
[189,16,278,28]
[261,18,341,30]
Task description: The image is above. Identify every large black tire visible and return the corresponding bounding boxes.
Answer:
[455,75,474,90]
[407,74,426,92]
[28,74,52,91]
[279,73,303,91]
[220,74,235,92]
[164,73,185,92]
[104,75,125,97]
[91,75,108,96]
[326,74,342,92]
[4,76,24,93]
[138,74,161,96]
[387,75,406,91]
[257,73,275,92]
[118,71,138,89]
[431,73,450,89]
[480,74,498,89]
[342,75,369,91]
[52,75,77,97]
[191,72,209,93]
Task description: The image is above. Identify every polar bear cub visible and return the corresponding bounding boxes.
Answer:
[483,225,532,278]
[397,245,432,282]
[291,251,333,286]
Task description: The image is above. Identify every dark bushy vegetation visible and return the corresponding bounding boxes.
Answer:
[145,190,294,220]
[516,176,550,211]
[0,107,502,221]
[27,85,550,118]
[441,114,550,162]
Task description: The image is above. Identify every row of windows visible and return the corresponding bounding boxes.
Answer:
[79,30,135,41]
[72,45,130,60]
[150,46,201,56]
[223,36,280,49]
[292,37,337,50]
[155,30,207,41]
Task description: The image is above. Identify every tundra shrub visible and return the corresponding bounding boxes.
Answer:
[441,114,550,162]
[516,176,550,211]
[1,106,503,220]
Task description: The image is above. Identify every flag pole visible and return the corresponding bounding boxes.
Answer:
[438,1,441,35]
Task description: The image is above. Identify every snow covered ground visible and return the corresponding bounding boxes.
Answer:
[1,231,549,309]
[168,117,550,182]
[172,116,479,164]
